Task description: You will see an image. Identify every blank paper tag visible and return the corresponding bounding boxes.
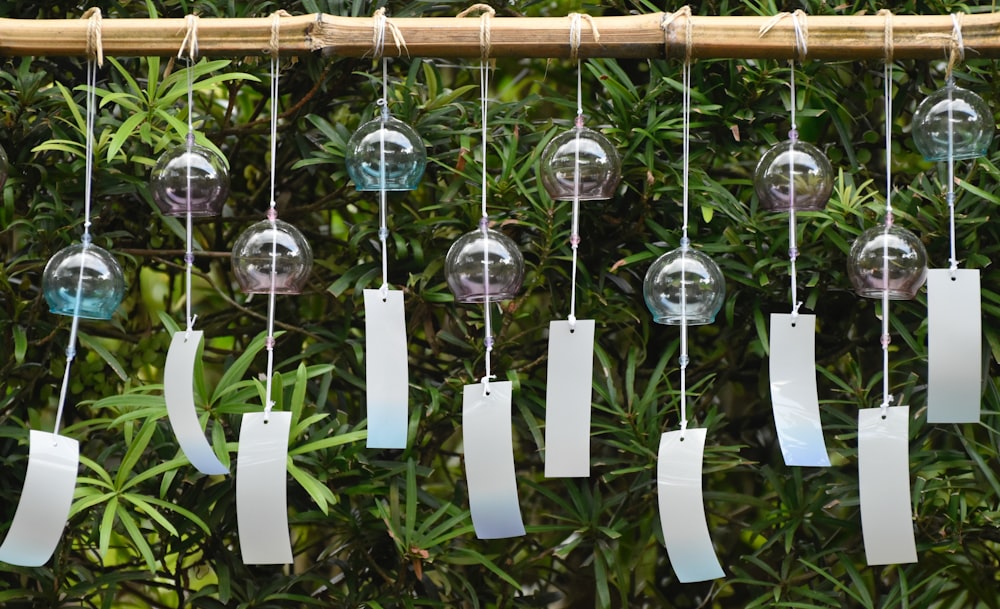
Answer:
[0,431,79,566]
[364,289,409,448]
[463,381,525,539]
[769,314,831,467]
[165,331,228,475]
[657,428,724,582]
[927,269,981,423]
[544,319,595,477]
[237,412,293,564]
[858,407,917,565]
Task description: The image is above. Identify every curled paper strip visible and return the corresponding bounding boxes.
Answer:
[0,431,79,566]
[463,381,526,539]
[164,330,228,475]
[858,406,917,565]
[927,269,982,423]
[769,313,830,466]
[544,319,595,477]
[657,428,724,583]
[364,289,409,448]
[236,411,293,564]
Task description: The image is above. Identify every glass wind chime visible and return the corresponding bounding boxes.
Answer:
[152,15,231,476]
[848,24,923,566]
[538,13,620,479]
[230,12,313,565]
[912,14,992,425]
[344,8,425,449]
[754,10,833,467]
[642,13,725,582]
[0,15,124,567]
[444,4,526,540]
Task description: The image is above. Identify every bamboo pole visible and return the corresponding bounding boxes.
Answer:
[0,13,997,60]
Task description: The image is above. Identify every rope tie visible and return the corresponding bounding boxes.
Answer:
[268,9,292,57]
[661,5,693,63]
[759,10,808,62]
[456,4,496,61]
[947,13,965,80]
[82,7,104,67]
[877,9,894,64]
[568,13,600,61]
[372,7,408,59]
[178,14,199,60]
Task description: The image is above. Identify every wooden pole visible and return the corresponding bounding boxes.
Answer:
[0,13,997,60]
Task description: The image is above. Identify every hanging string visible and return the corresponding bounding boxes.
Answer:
[879,8,894,416]
[946,13,965,276]
[374,8,391,298]
[787,10,807,319]
[181,14,200,335]
[262,10,287,420]
[54,10,103,437]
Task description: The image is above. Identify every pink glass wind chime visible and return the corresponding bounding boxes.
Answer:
[153,15,232,477]
[912,14,993,425]
[229,12,314,565]
[755,11,834,467]
[344,8,426,449]
[642,8,725,583]
[847,13,925,566]
[538,13,620,479]
[444,4,527,540]
[1,16,125,567]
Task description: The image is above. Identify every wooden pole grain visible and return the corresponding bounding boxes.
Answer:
[0,13,997,60]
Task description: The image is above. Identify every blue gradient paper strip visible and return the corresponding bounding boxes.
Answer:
[927,269,981,423]
[237,412,293,564]
[544,319,595,477]
[858,406,917,565]
[463,381,526,539]
[0,431,78,566]
[165,330,228,475]
[364,289,409,448]
[769,313,831,466]
[657,428,724,582]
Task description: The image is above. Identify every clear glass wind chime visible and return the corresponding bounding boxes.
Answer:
[0,10,124,568]
[754,10,833,468]
[444,3,526,540]
[538,13,620,479]
[152,15,231,476]
[345,8,425,450]
[643,8,724,583]
[230,11,313,566]
[912,13,993,425]
[848,12,922,566]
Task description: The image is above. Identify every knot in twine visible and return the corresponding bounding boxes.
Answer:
[661,5,693,63]
[456,3,496,61]
[269,9,293,57]
[178,14,200,60]
[568,13,600,61]
[372,7,408,59]
[759,9,809,62]
[81,7,104,67]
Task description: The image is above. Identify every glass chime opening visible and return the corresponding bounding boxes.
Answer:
[754,139,834,212]
[847,223,928,300]
[345,116,427,192]
[911,83,994,162]
[231,219,314,295]
[642,246,726,325]
[150,144,230,217]
[539,126,621,201]
[444,228,525,303]
[42,242,126,320]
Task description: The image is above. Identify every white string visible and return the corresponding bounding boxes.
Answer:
[183,18,198,335]
[567,16,584,328]
[880,57,893,416]
[787,11,806,319]
[946,13,963,276]
[378,58,390,298]
[262,34,281,420]
[480,56,495,395]
[678,58,692,437]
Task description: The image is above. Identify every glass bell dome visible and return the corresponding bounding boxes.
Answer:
[42,240,126,320]
[539,125,621,201]
[754,138,833,212]
[150,143,230,217]
[444,226,525,303]
[911,82,994,161]
[643,243,725,325]
[345,115,426,191]
[847,222,927,300]
[231,218,313,294]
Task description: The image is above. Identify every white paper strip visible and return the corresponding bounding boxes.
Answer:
[769,313,831,467]
[364,289,409,448]
[463,381,525,539]
[237,411,293,564]
[164,330,228,475]
[657,428,725,582]
[0,431,79,566]
[858,407,917,565]
[544,319,595,477]
[927,269,981,423]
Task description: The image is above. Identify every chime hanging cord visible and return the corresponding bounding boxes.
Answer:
[373,7,392,298]
[946,13,965,276]
[182,14,199,335]
[787,10,807,319]
[54,10,103,437]
[263,12,286,420]
[679,55,691,436]
[879,9,894,416]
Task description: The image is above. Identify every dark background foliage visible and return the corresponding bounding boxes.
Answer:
[2,0,1000,607]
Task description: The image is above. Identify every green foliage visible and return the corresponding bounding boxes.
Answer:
[2,0,1000,608]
